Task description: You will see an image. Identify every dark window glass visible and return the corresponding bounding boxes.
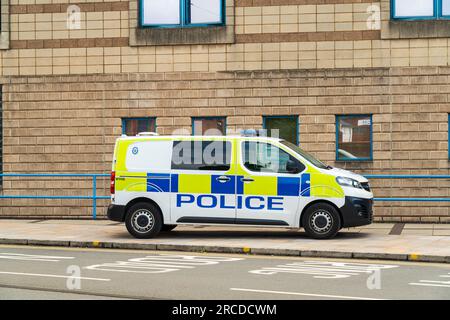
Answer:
[243,141,305,174]
[264,116,298,145]
[171,140,231,171]
[336,115,372,161]
[192,117,226,136]
[122,118,156,136]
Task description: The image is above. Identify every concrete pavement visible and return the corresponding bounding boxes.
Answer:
[0,219,450,263]
[0,245,449,300]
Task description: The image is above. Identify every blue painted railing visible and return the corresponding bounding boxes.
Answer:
[0,173,110,219]
[0,173,449,219]
[365,175,450,202]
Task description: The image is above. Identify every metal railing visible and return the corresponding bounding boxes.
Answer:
[365,175,450,202]
[0,173,110,219]
[0,173,449,219]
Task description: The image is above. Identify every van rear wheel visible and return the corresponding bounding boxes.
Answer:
[125,202,162,239]
[302,203,341,239]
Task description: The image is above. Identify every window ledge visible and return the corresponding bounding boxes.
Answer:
[382,19,450,39]
[131,25,234,46]
[335,159,374,163]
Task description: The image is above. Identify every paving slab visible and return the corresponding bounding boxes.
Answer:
[403,224,434,229]
[0,219,449,264]
[434,224,450,229]
[433,230,450,236]
[401,230,434,236]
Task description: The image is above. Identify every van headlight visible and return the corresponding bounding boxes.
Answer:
[336,176,362,189]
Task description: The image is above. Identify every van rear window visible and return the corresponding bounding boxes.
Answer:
[171,141,231,171]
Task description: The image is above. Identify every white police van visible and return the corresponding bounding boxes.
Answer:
[107,133,373,239]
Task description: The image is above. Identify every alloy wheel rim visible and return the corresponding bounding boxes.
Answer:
[310,210,333,234]
[131,209,154,233]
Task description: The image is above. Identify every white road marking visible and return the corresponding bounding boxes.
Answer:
[230,288,384,300]
[0,253,75,262]
[249,261,398,279]
[85,254,244,274]
[0,271,110,282]
[409,283,450,288]
[409,273,450,288]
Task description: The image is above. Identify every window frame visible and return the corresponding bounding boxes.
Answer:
[263,115,300,146]
[192,116,227,136]
[391,0,450,20]
[335,114,373,162]
[122,117,157,136]
[140,0,226,28]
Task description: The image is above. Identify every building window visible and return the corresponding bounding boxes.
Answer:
[336,115,373,161]
[392,0,450,20]
[140,0,225,28]
[122,118,156,136]
[263,116,299,145]
[192,117,226,136]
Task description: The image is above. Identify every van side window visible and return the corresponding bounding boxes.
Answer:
[243,141,305,174]
[171,141,231,171]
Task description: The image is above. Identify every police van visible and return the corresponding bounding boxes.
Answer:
[107,133,373,239]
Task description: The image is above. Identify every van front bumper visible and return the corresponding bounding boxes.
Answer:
[107,204,126,222]
[340,196,373,228]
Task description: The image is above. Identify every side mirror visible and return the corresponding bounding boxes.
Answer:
[286,160,301,174]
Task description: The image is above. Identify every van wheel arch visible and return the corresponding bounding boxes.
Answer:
[124,197,164,224]
[299,200,343,228]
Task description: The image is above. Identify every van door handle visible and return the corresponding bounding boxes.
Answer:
[216,176,231,183]
[241,177,254,182]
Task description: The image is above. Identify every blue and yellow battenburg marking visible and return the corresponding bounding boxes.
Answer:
[144,172,311,197]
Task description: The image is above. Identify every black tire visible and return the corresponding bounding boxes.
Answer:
[125,202,163,239]
[302,203,341,239]
[161,224,177,232]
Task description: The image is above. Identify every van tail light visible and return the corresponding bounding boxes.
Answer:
[110,171,115,195]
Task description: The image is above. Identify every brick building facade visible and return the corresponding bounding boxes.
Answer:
[1,0,450,222]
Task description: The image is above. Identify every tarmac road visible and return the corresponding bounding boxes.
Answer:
[0,245,449,300]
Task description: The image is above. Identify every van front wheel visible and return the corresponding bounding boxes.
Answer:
[125,202,162,239]
[302,203,341,239]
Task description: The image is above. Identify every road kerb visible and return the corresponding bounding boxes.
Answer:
[0,238,28,245]
[353,252,408,261]
[28,239,70,247]
[301,250,352,259]
[111,242,157,250]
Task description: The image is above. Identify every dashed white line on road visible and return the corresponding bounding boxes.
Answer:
[0,271,110,282]
[230,288,384,300]
[0,253,75,262]
[409,273,450,288]
[409,283,450,288]
[248,261,399,279]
